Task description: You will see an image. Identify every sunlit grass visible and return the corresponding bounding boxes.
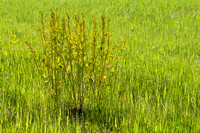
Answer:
[1,0,200,132]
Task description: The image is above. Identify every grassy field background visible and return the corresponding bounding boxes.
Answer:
[1,0,200,132]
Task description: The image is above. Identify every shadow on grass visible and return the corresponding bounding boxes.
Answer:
[60,101,124,132]
[1,89,125,132]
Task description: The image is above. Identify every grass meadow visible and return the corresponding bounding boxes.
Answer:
[1,0,200,132]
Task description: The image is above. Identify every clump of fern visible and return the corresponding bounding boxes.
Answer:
[26,9,124,111]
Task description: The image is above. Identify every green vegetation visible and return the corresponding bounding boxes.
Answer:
[1,0,200,132]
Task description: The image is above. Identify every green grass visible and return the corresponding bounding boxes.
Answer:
[1,0,200,132]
